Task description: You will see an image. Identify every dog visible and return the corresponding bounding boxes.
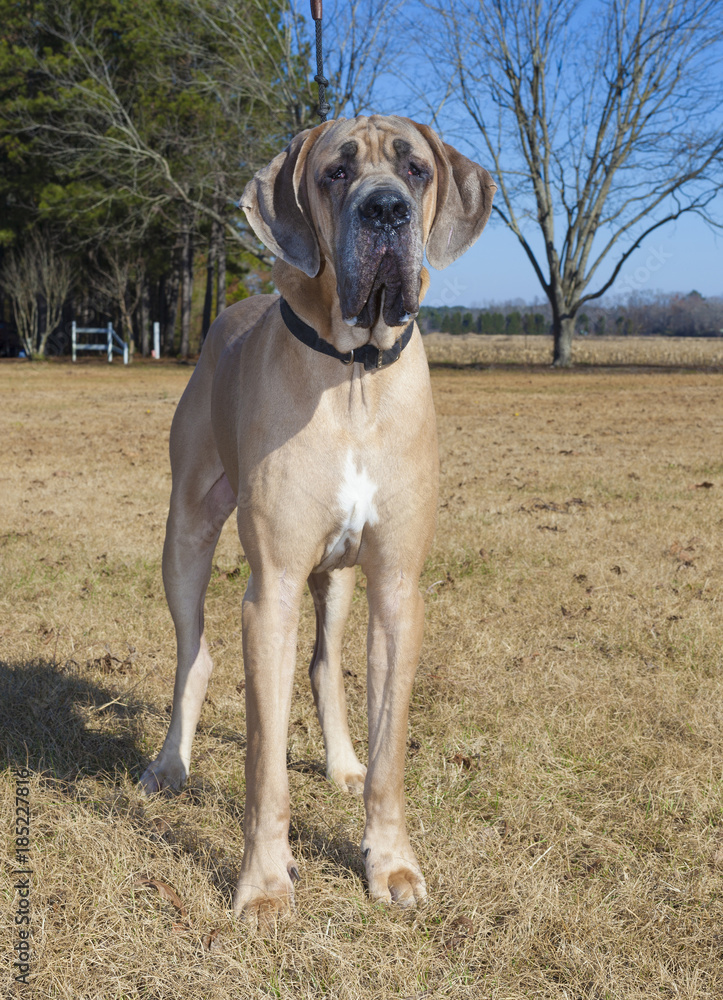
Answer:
[140,115,495,927]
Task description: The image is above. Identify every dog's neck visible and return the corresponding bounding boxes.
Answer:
[273,259,429,354]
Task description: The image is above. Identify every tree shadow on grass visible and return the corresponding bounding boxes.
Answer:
[0,657,149,780]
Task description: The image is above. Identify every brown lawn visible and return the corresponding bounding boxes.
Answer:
[1,342,722,998]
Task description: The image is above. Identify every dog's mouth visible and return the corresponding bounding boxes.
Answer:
[350,250,418,329]
[338,225,422,330]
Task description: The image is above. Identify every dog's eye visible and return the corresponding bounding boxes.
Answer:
[330,167,347,181]
[408,163,423,178]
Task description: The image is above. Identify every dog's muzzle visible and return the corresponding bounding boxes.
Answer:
[338,186,422,330]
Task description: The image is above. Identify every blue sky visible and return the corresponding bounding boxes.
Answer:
[425,206,723,309]
[323,1,723,309]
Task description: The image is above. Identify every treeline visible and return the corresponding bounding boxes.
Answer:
[0,0,317,359]
[421,308,548,336]
[420,292,723,339]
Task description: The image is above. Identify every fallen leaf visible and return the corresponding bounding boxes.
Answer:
[450,753,478,770]
[513,651,541,669]
[443,915,476,951]
[669,541,695,564]
[133,877,189,922]
[148,817,173,840]
[202,928,223,952]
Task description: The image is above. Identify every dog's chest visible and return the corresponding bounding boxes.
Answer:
[317,451,379,572]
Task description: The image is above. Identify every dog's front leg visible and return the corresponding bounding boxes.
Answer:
[232,569,301,929]
[361,572,427,907]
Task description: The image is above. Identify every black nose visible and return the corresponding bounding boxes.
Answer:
[358,189,411,229]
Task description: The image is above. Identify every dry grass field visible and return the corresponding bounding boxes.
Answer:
[423,333,723,369]
[2,337,723,999]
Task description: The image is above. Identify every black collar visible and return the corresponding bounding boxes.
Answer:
[279,297,414,372]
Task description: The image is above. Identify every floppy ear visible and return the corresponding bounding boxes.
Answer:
[407,121,497,271]
[240,123,333,278]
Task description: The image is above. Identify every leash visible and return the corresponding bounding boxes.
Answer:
[279,298,415,372]
[310,0,330,122]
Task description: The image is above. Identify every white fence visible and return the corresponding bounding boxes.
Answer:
[71,321,129,364]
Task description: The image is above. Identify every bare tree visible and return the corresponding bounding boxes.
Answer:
[309,0,408,117]
[89,247,145,352]
[0,233,73,357]
[426,0,723,364]
[37,239,73,351]
[1,247,39,358]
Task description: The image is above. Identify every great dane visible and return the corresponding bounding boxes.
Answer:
[140,115,495,927]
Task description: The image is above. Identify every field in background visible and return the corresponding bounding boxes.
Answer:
[423,332,723,369]
[1,348,722,999]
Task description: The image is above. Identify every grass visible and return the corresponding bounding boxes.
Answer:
[1,341,722,998]
[423,332,723,369]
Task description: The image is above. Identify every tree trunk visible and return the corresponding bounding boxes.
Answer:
[119,292,134,355]
[201,232,216,342]
[552,315,576,367]
[216,222,226,317]
[35,294,47,358]
[139,278,151,356]
[161,259,181,355]
[180,224,193,357]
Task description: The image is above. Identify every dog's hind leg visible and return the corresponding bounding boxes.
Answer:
[140,370,237,794]
[308,567,367,794]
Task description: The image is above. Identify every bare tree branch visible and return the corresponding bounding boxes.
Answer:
[420,0,723,363]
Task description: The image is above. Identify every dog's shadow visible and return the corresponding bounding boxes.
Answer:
[0,657,148,779]
[1,657,366,893]
[290,816,366,880]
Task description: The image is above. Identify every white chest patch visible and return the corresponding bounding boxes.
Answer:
[318,452,379,571]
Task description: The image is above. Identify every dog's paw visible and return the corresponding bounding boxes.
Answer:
[361,839,427,908]
[138,757,188,796]
[233,858,299,933]
[328,761,367,796]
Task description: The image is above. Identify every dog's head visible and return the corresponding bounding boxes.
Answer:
[241,115,496,330]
